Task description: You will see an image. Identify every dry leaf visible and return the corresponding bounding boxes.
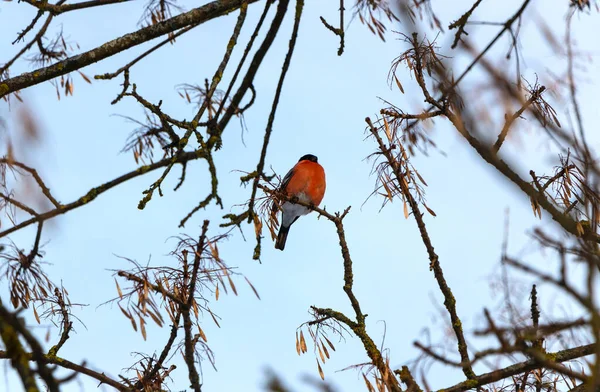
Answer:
[551,112,561,128]
[199,326,207,342]
[576,221,584,236]
[381,177,394,201]
[383,117,392,143]
[115,278,123,298]
[245,277,260,299]
[188,300,196,320]
[78,71,92,84]
[148,309,163,327]
[300,330,307,353]
[394,75,405,94]
[317,359,324,380]
[424,204,436,217]
[324,336,336,351]
[296,332,301,355]
[130,316,138,331]
[10,293,19,308]
[321,340,330,359]
[317,343,325,363]
[209,308,221,327]
[118,304,131,319]
[140,316,147,340]
[227,275,238,296]
[363,373,375,392]
[208,241,220,260]
[33,306,40,324]
[415,170,428,186]
[253,214,263,237]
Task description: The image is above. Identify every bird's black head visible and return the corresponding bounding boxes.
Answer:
[298,154,318,163]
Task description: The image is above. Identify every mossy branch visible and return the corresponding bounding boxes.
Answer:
[438,343,594,392]
[0,308,40,392]
[260,185,401,390]
[367,116,475,380]
[0,0,258,98]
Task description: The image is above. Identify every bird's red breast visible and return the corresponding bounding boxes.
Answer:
[283,160,326,206]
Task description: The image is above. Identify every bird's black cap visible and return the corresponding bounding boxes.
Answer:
[298,154,318,163]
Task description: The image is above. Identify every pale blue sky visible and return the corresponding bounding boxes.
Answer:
[1,0,599,391]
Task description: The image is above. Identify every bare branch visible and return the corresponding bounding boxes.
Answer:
[0,150,206,238]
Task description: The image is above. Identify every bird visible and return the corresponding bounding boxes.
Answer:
[275,154,326,251]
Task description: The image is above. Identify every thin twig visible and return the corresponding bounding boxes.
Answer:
[247,0,301,224]
[214,0,290,141]
[47,287,72,357]
[1,160,61,208]
[493,86,546,153]
[319,0,345,55]
[95,24,198,81]
[0,192,39,217]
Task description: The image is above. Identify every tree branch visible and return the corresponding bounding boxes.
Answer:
[0,0,259,98]
[0,150,206,238]
[0,303,59,392]
[247,0,301,222]
[492,86,546,153]
[439,343,595,392]
[366,116,475,380]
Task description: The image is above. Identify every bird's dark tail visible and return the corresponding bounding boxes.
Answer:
[275,225,291,251]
